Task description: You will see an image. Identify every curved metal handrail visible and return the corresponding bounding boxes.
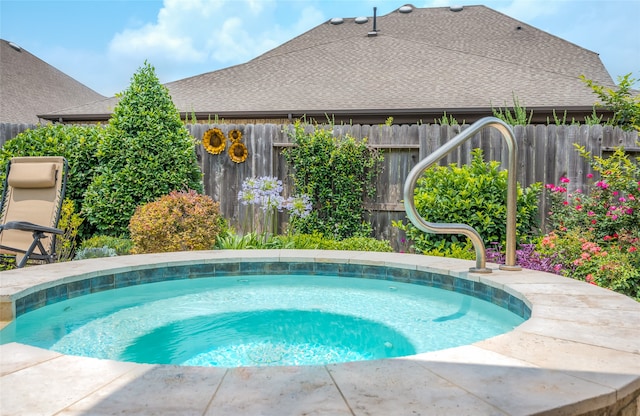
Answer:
[403,117,521,273]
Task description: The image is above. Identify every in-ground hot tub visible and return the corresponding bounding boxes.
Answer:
[0,259,526,367]
[1,250,639,415]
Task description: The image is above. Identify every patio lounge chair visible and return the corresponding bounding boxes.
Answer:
[0,156,68,268]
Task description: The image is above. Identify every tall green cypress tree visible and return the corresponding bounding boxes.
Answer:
[83,61,203,236]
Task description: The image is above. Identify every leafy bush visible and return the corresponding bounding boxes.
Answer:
[214,231,393,252]
[421,240,476,260]
[83,61,203,236]
[274,234,391,251]
[0,257,16,271]
[0,124,102,239]
[0,124,101,205]
[395,149,541,254]
[283,121,383,240]
[272,233,325,249]
[129,190,222,253]
[580,73,640,132]
[78,235,133,256]
[332,236,393,252]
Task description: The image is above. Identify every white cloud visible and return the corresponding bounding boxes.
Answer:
[110,25,204,62]
[207,17,259,62]
[294,6,325,33]
[106,0,319,76]
[108,0,215,63]
[246,0,272,15]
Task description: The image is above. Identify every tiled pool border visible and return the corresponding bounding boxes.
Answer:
[12,260,530,321]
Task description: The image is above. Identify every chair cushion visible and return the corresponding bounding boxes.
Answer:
[7,162,57,188]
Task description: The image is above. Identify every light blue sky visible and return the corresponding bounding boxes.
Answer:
[1,0,638,97]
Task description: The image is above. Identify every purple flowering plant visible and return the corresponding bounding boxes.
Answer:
[238,176,284,212]
[486,242,562,274]
[238,176,312,236]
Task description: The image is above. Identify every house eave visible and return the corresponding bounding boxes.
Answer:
[187,106,612,125]
[38,113,112,123]
[40,105,612,125]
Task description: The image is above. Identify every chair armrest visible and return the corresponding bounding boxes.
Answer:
[0,221,64,235]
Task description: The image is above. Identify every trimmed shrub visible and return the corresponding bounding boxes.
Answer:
[83,61,203,236]
[394,148,541,255]
[129,190,223,253]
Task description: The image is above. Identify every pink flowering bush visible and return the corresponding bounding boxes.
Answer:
[546,156,639,239]
[539,145,640,300]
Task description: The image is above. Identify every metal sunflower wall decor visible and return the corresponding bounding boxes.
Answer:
[202,128,226,154]
[228,129,248,163]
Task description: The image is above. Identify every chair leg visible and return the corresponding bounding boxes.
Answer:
[35,237,54,263]
[16,231,48,268]
[17,240,38,268]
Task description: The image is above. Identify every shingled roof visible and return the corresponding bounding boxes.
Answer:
[0,39,105,124]
[40,4,615,124]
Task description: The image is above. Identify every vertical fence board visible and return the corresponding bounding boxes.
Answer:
[523,125,536,187]
[532,125,549,229]
[553,125,569,185]
[479,126,493,163]
[566,125,583,194]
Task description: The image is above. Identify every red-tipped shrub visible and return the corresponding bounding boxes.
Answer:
[129,190,222,253]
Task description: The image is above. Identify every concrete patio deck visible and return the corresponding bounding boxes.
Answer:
[1,250,639,415]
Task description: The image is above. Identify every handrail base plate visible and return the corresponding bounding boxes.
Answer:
[499,265,522,271]
[469,267,492,274]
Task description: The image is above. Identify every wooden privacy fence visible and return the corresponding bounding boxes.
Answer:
[2,122,638,250]
[188,123,639,250]
[0,123,37,148]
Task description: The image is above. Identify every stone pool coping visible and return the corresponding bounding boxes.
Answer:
[1,249,639,415]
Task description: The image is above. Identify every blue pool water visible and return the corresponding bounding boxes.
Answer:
[0,274,524,367]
